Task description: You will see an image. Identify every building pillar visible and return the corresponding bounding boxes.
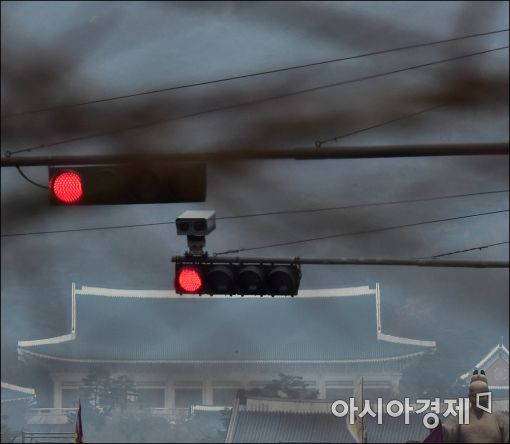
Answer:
[166,380,175,409]
[391,374,401,397]
[53,379,62,408]
[317,375,326,400]
[203,380,213,406]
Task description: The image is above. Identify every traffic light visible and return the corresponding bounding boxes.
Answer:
[174,260,301,296]
[48,163,206,205]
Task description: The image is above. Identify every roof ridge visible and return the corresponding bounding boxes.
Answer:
[375,283,436,348]
[75,285,376,299]
[377,333,436,348]
[245,397,333,414]
[225,397,240,444]
[18,333,75,348]
[1,381,35,395]
[460,342,510,380]
[247,396,332,404]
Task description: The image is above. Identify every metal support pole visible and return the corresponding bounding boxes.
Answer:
[172,255,509,268]
[2,143,508,167]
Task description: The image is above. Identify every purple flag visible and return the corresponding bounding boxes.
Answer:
[422,423,443,443]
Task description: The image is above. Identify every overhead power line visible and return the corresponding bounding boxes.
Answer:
[315,102,449,147]
[2,195,507,238]
[426,241,510,258]
[15,167,48,190]
[313,82,509,147]
[213,209,509,255]
[5,45,508,155]
[2,28,507,119]
[216,190,509,220]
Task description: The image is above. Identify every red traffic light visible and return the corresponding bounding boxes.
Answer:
[174,261,301,296]
[176,267,203,293]
[50,171,83,204]
[48,163,206,206]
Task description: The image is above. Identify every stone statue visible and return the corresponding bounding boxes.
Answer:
[442,370,509,443]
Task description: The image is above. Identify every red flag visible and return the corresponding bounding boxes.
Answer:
[74,400,84,444]
[422,423,442,443]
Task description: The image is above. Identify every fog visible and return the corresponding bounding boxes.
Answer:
[1,1,509,442]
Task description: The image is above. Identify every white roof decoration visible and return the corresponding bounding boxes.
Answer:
[460,342,509,383]
[1,381,35,395]
[17,282,436,363]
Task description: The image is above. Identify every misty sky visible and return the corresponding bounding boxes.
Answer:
[1,1,509,377]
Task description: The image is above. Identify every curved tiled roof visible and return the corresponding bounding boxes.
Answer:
[229,410,430,443]
[18,284,434,363]
[227,397,509,444]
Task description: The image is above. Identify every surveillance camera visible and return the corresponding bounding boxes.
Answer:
[176,210,216,236]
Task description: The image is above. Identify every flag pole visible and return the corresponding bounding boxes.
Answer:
[74,399,84,444]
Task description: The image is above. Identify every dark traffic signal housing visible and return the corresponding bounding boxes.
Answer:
[48,162,206,205]
[174,260,302,296]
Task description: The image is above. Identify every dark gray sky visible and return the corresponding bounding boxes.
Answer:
[1,1,509,378]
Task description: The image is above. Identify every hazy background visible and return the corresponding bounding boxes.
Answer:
[1,1,509,389]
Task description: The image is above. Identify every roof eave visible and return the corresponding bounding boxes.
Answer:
[17,347,427,365]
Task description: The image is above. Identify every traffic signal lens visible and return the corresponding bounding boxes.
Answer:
[207,266,234,294]
[239,266,265,294]
[50,171,83,204]
[177,267,202,292]
[268,266,298,294]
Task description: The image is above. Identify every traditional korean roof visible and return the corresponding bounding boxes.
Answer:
[1,381,35,403]
[460,342,509,392]
[17,283,435,364]
[225,397,431,443]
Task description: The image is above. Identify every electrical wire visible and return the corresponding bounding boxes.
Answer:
[216,189,509,220]
[1,190,507,238]
[6,45,508,156]
[315,103,456,147]
[2,28,507,119]
[316,81,509,146]
[213,209,509,255]
[15,167,48,190]
[425,241,509,258]
[315,80,509,146]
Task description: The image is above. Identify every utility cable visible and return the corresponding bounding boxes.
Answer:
[2,28,507,119]
[213,209,509,255]
[15,166,48,190]
[6,45,508,155]
[424,241,509,258]
[2,194,507,238]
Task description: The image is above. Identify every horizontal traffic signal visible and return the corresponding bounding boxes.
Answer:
[174,262,301,296]
[48,163,206,205]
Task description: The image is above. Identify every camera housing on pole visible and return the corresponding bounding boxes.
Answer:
[175,210,216,256]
